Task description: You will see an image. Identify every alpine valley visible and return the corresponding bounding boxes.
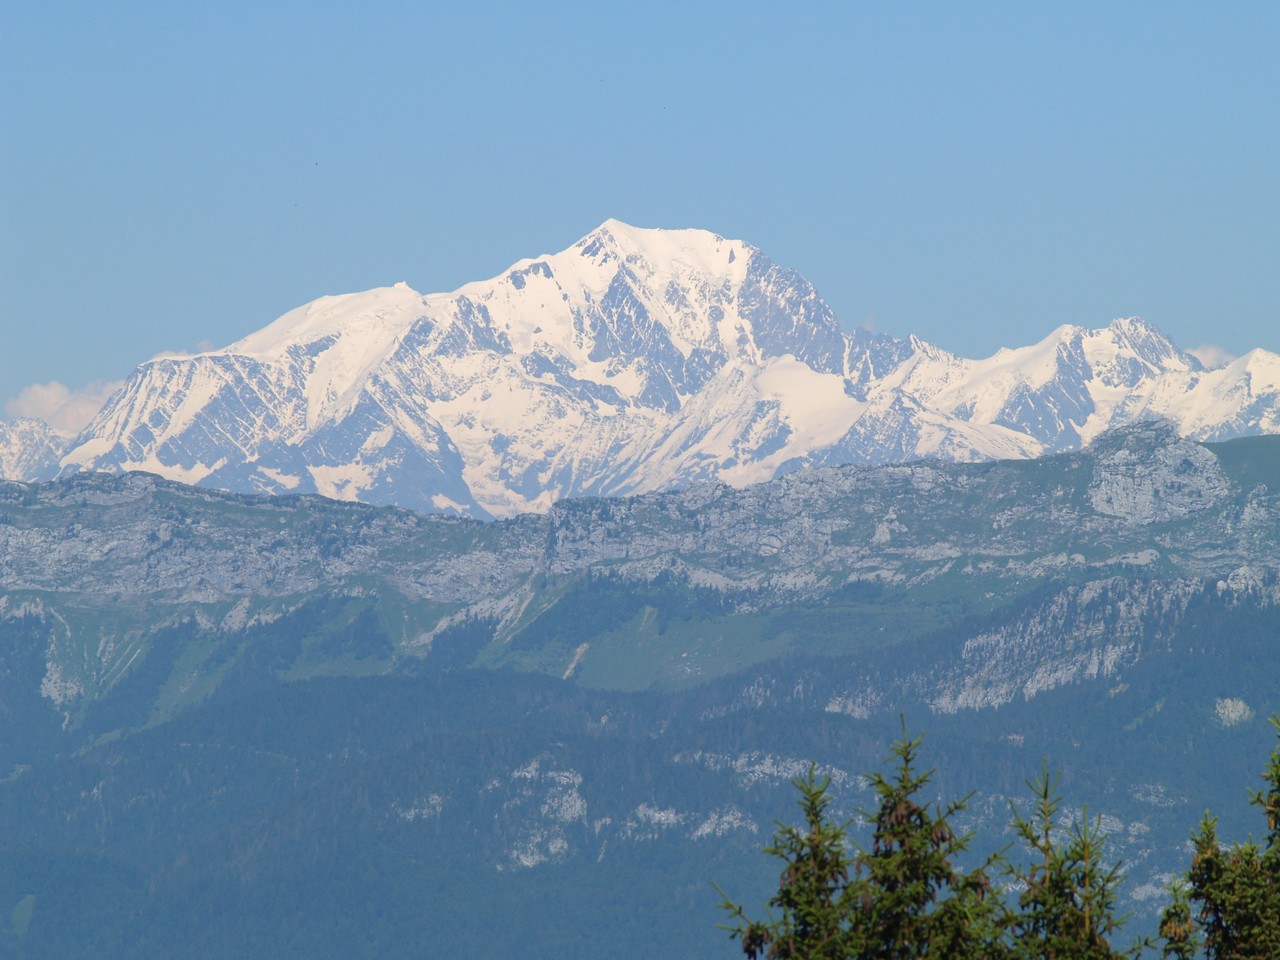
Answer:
[1,223,1279,959]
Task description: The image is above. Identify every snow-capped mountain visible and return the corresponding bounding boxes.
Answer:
[0,418,69,482]
[868,319,1201,452]
[8,220,1280,516]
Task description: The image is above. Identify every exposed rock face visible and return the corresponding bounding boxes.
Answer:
[1088,422,1231,523]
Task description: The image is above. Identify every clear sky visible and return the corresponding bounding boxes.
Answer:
[3,2,1277,429]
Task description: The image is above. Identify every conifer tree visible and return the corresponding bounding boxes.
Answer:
[1002,766,1137,959]
[1156,880,1198,960]
[718,725,1003,960]
[1177,714,1280,960]
[853,726,1003,960]
[717,765,862,959]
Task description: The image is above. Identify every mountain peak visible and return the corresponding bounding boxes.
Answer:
[1104,316,1200,372]
[906,333,956,361]
[574,220,747,282]
[1107,315,1158,335]
[586,218,728,249]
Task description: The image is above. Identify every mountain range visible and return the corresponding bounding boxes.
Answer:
[4,220,1280,517]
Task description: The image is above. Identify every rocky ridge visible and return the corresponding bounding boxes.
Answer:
[3,422,1278,725]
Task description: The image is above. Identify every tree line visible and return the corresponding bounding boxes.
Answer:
[718,716,1280,959]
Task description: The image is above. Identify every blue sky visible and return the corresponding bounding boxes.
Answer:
[2,2,1277,427]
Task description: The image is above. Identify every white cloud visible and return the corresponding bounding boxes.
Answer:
[148,340,216,361]
[4,379,124,436]
[1188,343,1238,369]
